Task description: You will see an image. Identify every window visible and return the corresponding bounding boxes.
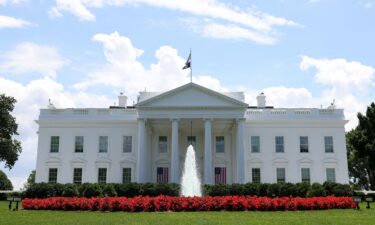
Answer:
[99,136,108,153]
[48,168,58,183]
[275,136,284,153]
[73,168,82,184]
[187,136,196,148]
[216,136,225,153]
[123,136,132,153]
[301,168,310,184]
[276,168,285,183]
[98,168,107,184]
[157,167,169,183]
[159,136,168,153]
[326,168,336,182]
[50,136,59,153]
[215,167,227,184]
[75,136,84,153]
[300,136,309,153]
[251,136,260,153]
[324,136,334,153]
[252,168,261,183]
[122,168,132,184]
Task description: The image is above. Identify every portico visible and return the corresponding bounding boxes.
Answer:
[135,83,248,184]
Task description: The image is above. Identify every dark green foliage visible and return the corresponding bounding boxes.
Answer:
[82,183,103,198]
[243,183,259,196]
[267,183,280,197]
[24,170,36,189]
[309,183,326,197]
[62,184,79,197]
[0,94,22,169]
[347,102,375,190]
[229,183,245,195]
[23,183,64,198]
[205,184,229,196]
[0,170,13,190]
[279,182,298,197]
[259,183,270,196]
[296,182,310,197]
[103,184,117,197]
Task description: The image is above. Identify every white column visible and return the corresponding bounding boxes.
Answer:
[171,119,180,183]
[137,118,147,183]
[236,118,245,183]
[204,118,213,184]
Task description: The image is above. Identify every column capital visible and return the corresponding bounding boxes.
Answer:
[170,118,180,122]
[203,118,213,122]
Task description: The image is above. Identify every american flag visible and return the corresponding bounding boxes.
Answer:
[215,167,226,184]
[157,167,169,183]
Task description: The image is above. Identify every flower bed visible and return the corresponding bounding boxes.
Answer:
[22,195,355,212]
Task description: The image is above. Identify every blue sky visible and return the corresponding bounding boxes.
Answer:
[0,0,374,190]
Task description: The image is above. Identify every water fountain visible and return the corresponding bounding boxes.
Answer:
[181,145,202,197]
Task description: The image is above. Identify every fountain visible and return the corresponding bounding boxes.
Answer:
[181,145,202,197]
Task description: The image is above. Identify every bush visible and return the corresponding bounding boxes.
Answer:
[103,184,117,197]
[295,182,310,197]
[331,184,352,197]
[309,183,326,197]
[23,183,64,198]
[243,183,259,196]
[206,184,229,196]
[259,183,270,197]
[280,183,298,197]
[82,183,103,198]
[62,184,79,197]
[267,183,281,197]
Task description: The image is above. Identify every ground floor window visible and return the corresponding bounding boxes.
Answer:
[301,168,310,184]
[252,168,261,183]
[157,167,169,183]
[48,168,58,183]
[276,168,285,183]
[326,168,336,182]
[214,167,227,184]
[122,168,132,184]
[73,168,82,184]
[98,168,107,184]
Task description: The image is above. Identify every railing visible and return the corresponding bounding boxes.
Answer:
[41,108,137,117]
[246,108,343,119]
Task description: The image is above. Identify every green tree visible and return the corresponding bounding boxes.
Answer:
[0,94,22,168]
[0,169,13,190]
[347,102,375,190]
[24,170,36,189]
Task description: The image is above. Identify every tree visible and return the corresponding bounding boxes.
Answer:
[0,169,13,190]
[347,102,375,190]
[0,94,22,169]
[24,170,36,189]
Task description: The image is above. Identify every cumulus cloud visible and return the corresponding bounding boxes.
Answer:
[0,15,32,28]
[0,42,69,78]
[0,76,113,190]
[49,0,298,44]
[300,56,375,129]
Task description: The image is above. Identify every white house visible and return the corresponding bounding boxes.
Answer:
[35,82,349,185]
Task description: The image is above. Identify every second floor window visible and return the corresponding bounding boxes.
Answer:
[50,136,59,153]
[324,136,334,153]
[275,136,284,153]
[159,136,168,153]
[216,136,225,153]
[99,136,108,153]
[300,136,309,153]
[75,136,84,153]
[251,136,260,153]
[123,136,132,153]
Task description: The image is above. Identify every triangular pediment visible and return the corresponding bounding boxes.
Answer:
[136,83,248,108]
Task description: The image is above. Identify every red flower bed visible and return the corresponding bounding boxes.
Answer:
[22,196,355,212]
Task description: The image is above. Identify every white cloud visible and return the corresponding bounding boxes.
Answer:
[49,0,298,44]
[300,56,375,130]
[0,76,113,190]
[0,42,69,78]
[0,15,32,28]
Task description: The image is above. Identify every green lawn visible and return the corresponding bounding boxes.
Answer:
[1,201,374,225]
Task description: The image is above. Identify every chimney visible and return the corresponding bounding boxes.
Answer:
[256,92,266,108]
[118,92,128,108]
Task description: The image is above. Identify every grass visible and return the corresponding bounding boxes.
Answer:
[1,201,375,225]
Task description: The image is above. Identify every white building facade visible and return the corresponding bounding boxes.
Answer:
[35,83,349,185]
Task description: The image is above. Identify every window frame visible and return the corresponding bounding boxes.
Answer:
[301,168,310,184]
[215,136,225,153]
[122,168,132,184]
[50,136,60,153]
[276,168,286,183]
[99,136,108,153]
[299,136,309,153]
[275,136,284,153]
[251,136,260,153]
[98,168,107,184]
[252,168,261,184]
[123,136,132,153]
[326,168,336,182]
[324,136,334,153]
[48,168,58,183]
[74,136,84,153]
[158,136,168,153]
[73,168,83,184]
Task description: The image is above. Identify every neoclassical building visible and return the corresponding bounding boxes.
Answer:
[35,82,349,185]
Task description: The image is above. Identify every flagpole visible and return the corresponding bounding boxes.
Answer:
[190,48,192,83]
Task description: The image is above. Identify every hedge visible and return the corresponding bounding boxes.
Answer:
[23,182,352,199]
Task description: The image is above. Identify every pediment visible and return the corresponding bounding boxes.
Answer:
[136,83,247,108]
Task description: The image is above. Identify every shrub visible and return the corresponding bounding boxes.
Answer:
[267,183,281,197]
[295,182,310,197]
[259,183,270,197]
[331,184,352,197]
[243,183,259,196]
[82,183,103,198]
[103,184,117,197]
[206,184,229,196]
[309,183,326,197]
[62,184,79,197]
[280,182,298,197]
